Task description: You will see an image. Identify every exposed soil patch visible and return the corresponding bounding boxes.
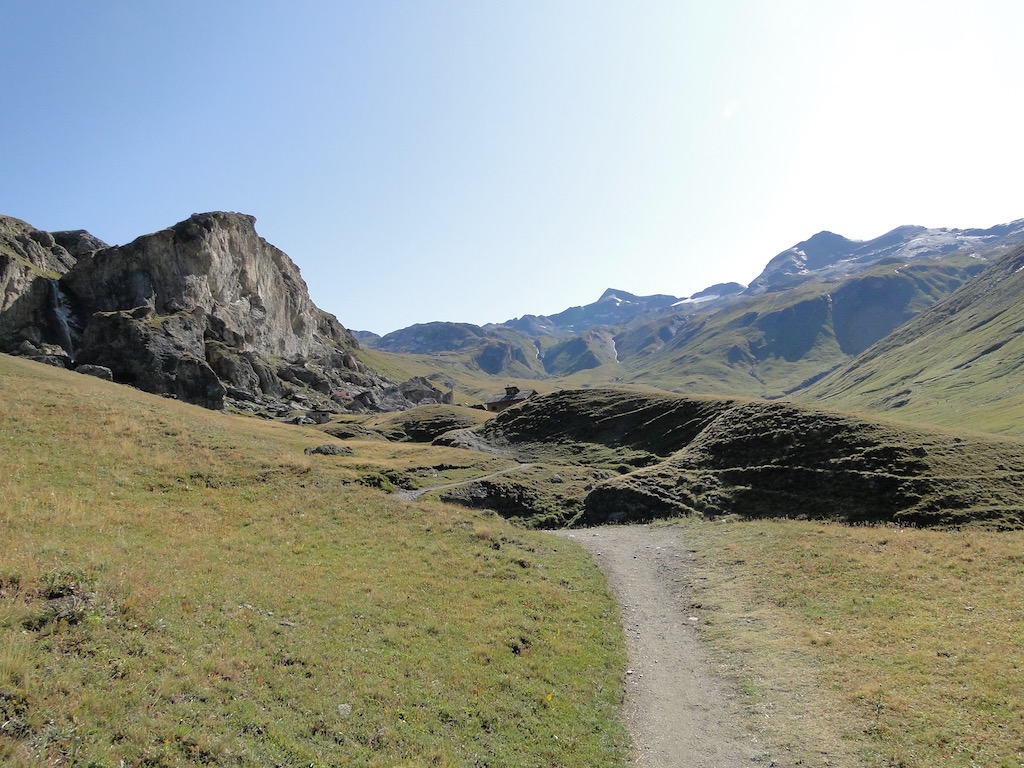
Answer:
[557,524,769,767]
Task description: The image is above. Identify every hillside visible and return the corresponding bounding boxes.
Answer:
[430,388,1024,530]
[800,241,1024,434]
[9,209,1023,426]
[0,354,627,766]
[613,255,987,397]
[353,254,991,402]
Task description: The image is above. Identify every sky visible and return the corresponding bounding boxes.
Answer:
[3,2,1023,334]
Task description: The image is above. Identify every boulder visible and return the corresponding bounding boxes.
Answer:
[75,364,113,381]
[76,309,225,409]
[399,376,446,405]
[304,444,354,456]
[26,355,71,369]
[206,341,262,399]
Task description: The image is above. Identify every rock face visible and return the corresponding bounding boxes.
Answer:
[0,211,419,413]
[61,212,352,360]
[0,216,84,352]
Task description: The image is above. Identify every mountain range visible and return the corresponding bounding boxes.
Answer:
[4,209,1024,434]
[359,218,1024,419]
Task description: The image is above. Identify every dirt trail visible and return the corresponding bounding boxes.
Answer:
[396,463,532,501]
[556,525,767,768]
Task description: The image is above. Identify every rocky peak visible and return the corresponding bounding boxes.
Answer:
[62,211,355,360]
[0,211,427,415]
[689,282,744,300]
[747,219,1024,295]
[51,229,109,257]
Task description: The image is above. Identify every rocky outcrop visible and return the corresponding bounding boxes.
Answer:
[0,211,425,414]
[76,306,227,409]
[51,230,109,258]
[61,212,355,360]
[0,216,82,350]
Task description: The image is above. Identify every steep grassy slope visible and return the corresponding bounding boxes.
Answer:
[800,242,1024,434]
[0,354,627,767]
[442,389,1024,530]
[621,256,986,397]
[541,329,620,375]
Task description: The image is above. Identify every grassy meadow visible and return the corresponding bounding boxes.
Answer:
[6,350,1024,768]
[0,355,628,767]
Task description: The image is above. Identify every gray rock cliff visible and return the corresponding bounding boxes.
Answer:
[0,216,85,360]
[62,212,354,359]
[0,211,419,414]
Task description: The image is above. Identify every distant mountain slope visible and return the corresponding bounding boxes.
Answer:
[748,218,1024,294]
[369,217,1024,401]
[799,241,1024,434]
[535,288,682,333]
[374,322,492,354]
[618,255,987,397]
[371,321,542,376]
[541,328,619,375]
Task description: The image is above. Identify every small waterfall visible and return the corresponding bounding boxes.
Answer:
[49,279,76,362]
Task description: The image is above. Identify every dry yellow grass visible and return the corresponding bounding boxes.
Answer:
[672,517,1024,767]
[0,354,628,767]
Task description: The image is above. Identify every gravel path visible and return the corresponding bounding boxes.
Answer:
[395,463,532,500]
[557,525,767,768]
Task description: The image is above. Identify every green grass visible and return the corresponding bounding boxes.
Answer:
[0,354,628,767]
[355,347,561,407]
[673,517,1024,768]
[800,244,1024,435]
[10,350,1024,766]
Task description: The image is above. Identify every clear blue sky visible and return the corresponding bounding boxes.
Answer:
[3,2,1023,334]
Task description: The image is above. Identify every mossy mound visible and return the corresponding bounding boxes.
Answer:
[322,405,493,443]
[467,389,1024,529]
[479,388,738,456]
[366,404,493,442]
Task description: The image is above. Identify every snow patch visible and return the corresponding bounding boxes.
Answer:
[673,294,718,307]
